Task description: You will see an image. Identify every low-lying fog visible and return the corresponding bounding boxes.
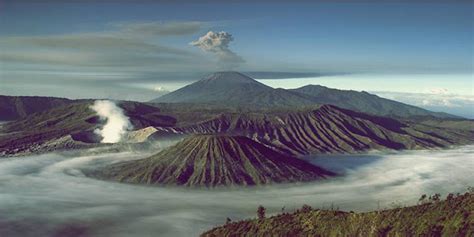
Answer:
[1,145,473,236]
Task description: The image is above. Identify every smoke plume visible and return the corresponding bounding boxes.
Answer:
[90,100,132,143]
[190,31,244,68]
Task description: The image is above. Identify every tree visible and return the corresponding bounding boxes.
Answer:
[446,193,454,201]
[431,193,441,202]
[257,205,266,220]
[418,194,427,204]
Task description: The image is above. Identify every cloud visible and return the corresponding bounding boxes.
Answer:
[0,34,192,55]
[0,21,211,72]
[373,90,474,118]
[375,90,474,108]
[115,21,202,37]
[190,31,244,68]
[152,86,169,92]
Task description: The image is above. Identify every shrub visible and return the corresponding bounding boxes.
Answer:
[300,204,312,213]
[257,205,266,220]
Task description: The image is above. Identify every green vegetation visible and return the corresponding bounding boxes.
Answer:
[202,190,474,237]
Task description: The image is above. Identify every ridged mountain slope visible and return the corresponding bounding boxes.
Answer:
[94,135,334,187]
[155,105,474,155]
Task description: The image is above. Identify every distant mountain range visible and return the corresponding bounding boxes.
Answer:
[152,71,314,108]
[151,71,457,119]
[93,135,335,187]
[1,93,472,157]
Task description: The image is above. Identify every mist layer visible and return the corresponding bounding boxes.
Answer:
[0,146,473,236]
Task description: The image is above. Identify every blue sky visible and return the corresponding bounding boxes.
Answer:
[0,1,472,117]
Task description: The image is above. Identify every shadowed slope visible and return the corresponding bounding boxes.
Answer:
[0,95,73,121]
[156,105,474,155]
[0,101,175,156]
[94,135,334,187]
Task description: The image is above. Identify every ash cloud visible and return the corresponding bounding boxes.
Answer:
[190,31,244,68]
[90,100,132,143]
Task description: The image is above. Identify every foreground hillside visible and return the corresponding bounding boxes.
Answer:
[92,135,334,187]
[203,192,474,237]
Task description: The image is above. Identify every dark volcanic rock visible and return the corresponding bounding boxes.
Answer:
[153,105,474,155]
[94,135,335,187]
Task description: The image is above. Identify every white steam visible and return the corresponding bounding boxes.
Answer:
[90,100,132,143]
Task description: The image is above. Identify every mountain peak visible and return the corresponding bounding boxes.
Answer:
[200,71,258,84]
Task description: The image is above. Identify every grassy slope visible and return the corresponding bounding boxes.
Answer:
[203,193,474,237]
[0,102,98,155]
[92,135,335,187]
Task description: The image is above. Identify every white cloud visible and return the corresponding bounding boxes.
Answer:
[0,21,212,73]
[152,86,169,92]
[114,21,203,37]
[375,91,473,108]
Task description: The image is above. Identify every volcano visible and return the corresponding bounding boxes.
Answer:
[95,135,334,187]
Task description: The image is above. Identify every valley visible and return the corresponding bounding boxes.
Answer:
[1,146,473,236]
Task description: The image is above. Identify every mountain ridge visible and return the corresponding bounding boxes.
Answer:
[151,72,459,119]
[152,104,474,156]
